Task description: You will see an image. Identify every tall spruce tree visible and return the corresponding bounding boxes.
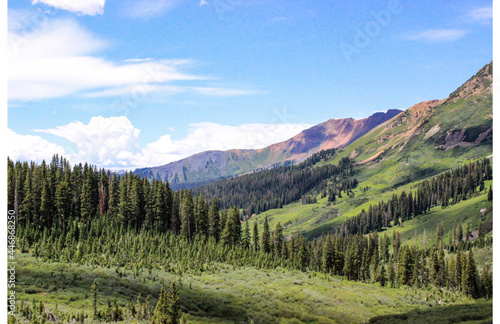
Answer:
[261,216,271,253]
[208,198,220,241]
[252,221,259,251]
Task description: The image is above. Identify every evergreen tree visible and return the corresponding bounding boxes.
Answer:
[487,185,492,201]
[274,222,284,256]
[221,207,241,246]
[321,237,334,273]
[195,194,209,236]
[462,251,478,298]
[252,221,259,251]
[261,216,271,253]
[208,198,220,241]
[90,279,99,319]
[166,282,181,324]
[436,222,444,244]
[180,191,195,242]
[55,180,71,232]
[242,220,251,249]
[151,288,168,324]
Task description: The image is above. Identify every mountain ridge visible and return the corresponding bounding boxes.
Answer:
[134,109,402,185]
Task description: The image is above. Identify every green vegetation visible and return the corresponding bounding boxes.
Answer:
[15,252,491,323]
[8,63,493,323]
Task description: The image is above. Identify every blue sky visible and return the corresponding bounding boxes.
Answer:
[7,0,492,169]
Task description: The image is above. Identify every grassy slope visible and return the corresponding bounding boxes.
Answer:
[249,74,492,239]
[16,253,490,324]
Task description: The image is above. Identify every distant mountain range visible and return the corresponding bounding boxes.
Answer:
[133,109,403,186]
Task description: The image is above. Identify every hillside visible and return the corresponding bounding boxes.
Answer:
[336,61,492,189]
[249,62,493,239]
[8,62,493,324]
[133,109,402,186]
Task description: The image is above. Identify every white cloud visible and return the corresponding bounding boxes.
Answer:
[32,0,105,16]
[8,15,257,101]
[403,29,467,42]
[83,84,261,98]
[465,6,492,24]
[26,116,312,168]
[7,17,203,101]
[35,116,141,167]
[133,121,313,167]
[7,129,66,163]
[125,0,180,18]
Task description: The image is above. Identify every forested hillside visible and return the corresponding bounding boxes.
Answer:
[7,63,493,323]
[8,153,493,323]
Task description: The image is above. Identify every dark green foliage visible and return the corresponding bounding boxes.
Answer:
[151,282,181,324]
[221,207,241,246]
[191,153,356,216]
[90,279,99,319]
[261,216,271,253]
[343,158,492,235]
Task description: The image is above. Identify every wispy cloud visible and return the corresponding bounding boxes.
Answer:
[464,6,492,24]
[8,14,255,101]
[403,29,467,42]
[32,0,105,16]
[82,84,262,98]
[125,0,180,18]
[123,58,154,63]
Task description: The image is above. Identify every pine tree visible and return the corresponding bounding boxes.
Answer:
[387,257,395,288]
[274,222,284,256]
[436,222,444,244]
[166,282,181,324]
[180,191,195,242]
[90,279,99,319]
[195,194,209,236]
[487,185,492,201]
[377,264,387,287]
[151,288,168,324]
[208,198,220,241]
[241,220,250,249]
[221,207,241,246]
[55,180,72,233]
[462,251,478,298]
[321,237,334,273]
[481,266,492,300]
[456,223,463,244]
[252,221,259,251]
[261,216,271,253]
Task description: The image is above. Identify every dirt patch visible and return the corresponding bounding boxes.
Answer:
[359,151,384,165]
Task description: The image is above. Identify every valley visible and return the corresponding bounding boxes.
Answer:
[8,62,493,324]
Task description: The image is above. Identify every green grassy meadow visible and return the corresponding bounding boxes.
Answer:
[16,252,491,324]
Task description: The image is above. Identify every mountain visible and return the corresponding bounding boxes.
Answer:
[334,61,492,188]
[243,62,493,240]
[133,109,402,186]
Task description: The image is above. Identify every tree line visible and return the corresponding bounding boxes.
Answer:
[342,158,492,235]
[190,150,356,216]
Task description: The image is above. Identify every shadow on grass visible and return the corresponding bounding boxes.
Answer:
[17,259,249,322]
[368,302,492,324]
